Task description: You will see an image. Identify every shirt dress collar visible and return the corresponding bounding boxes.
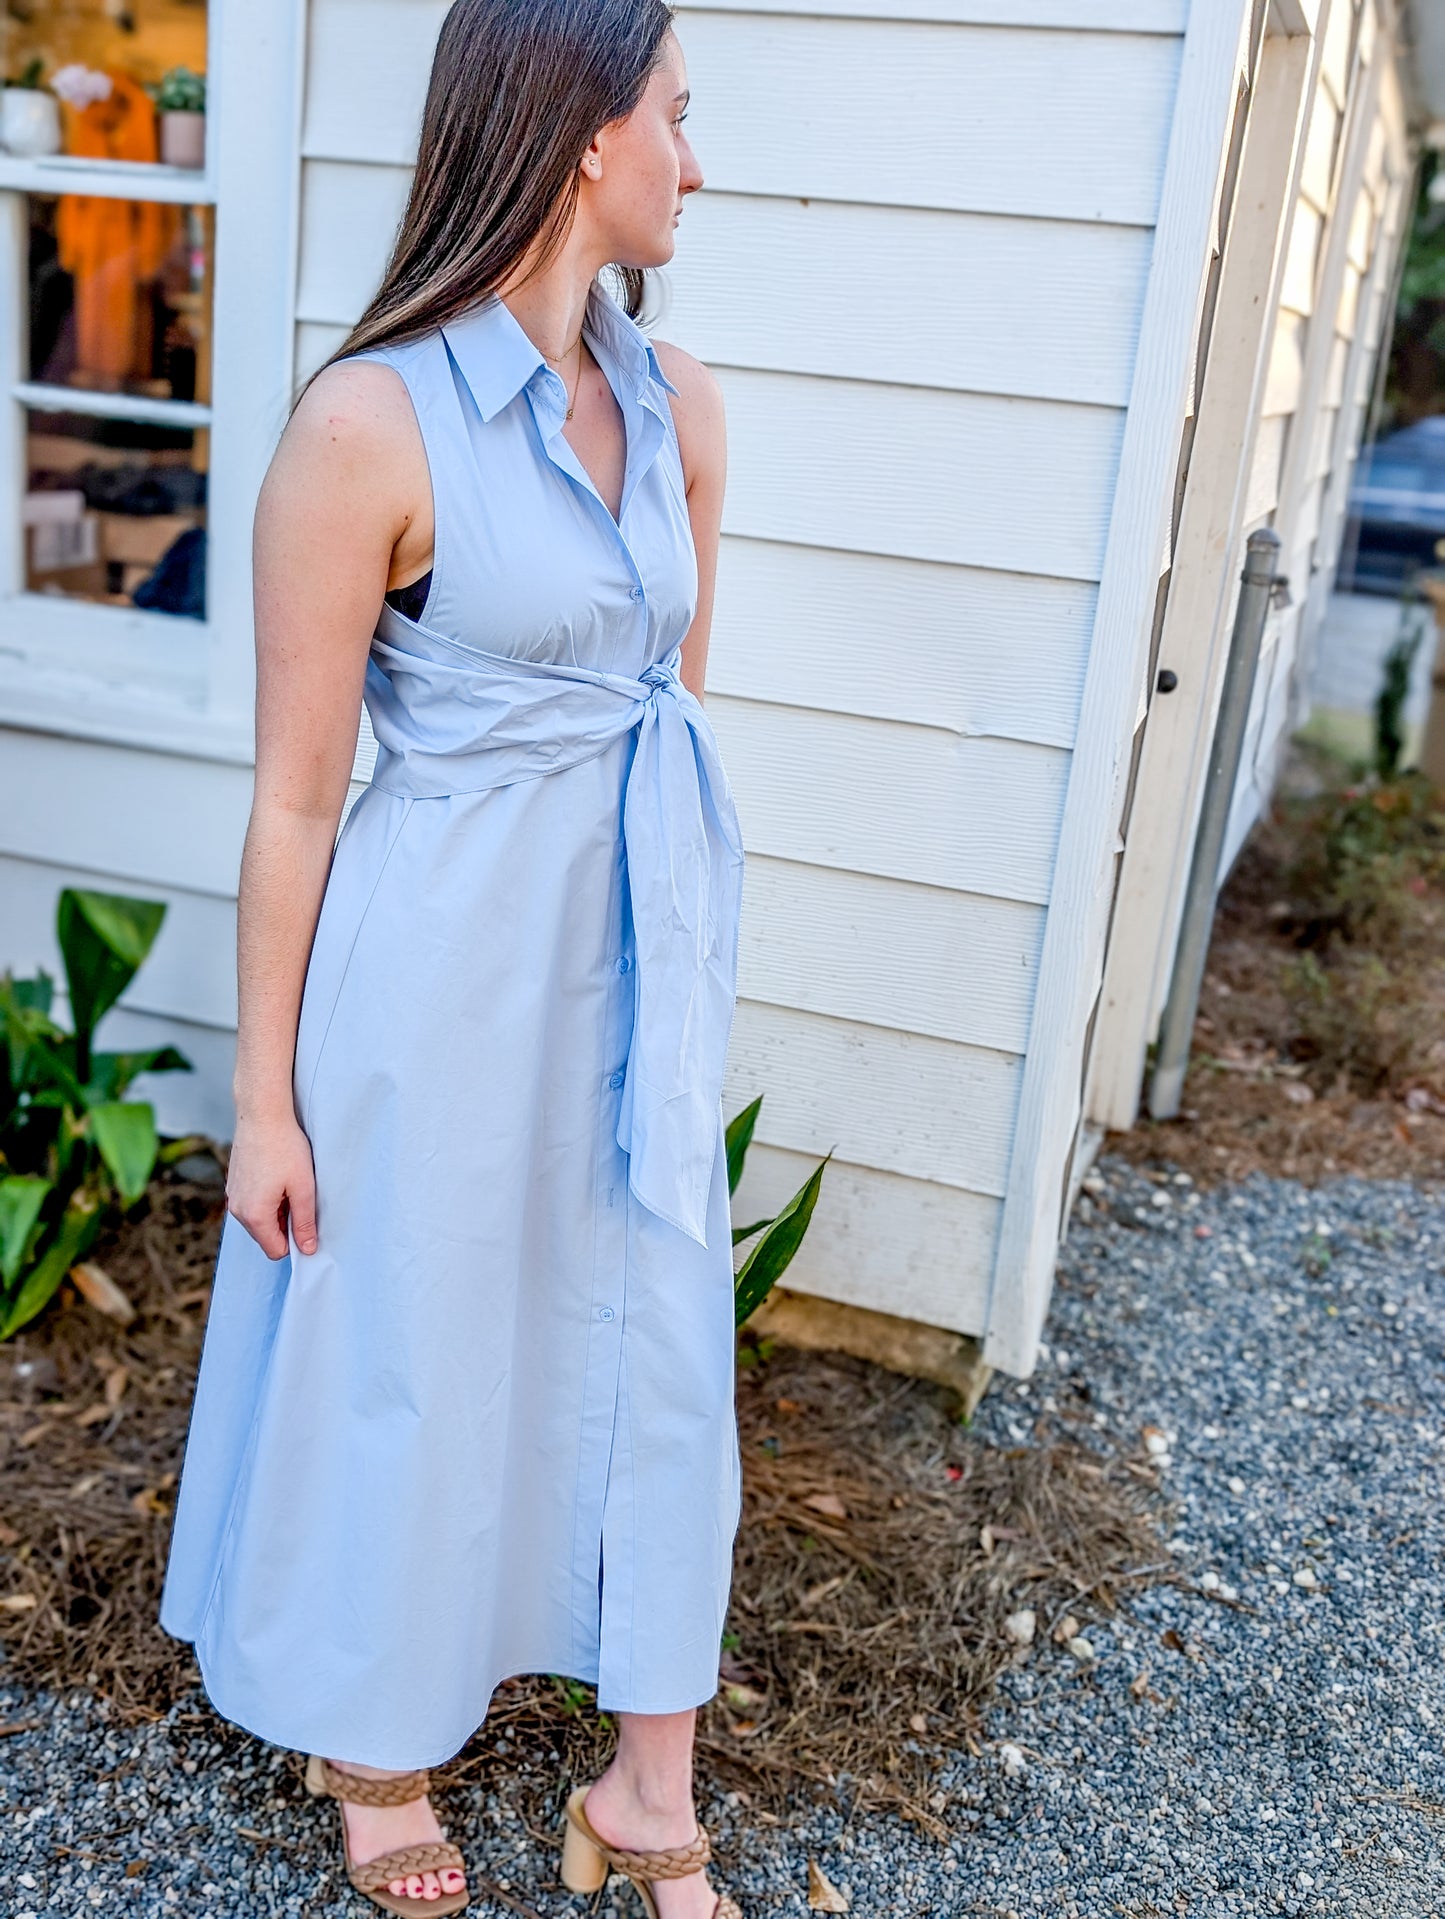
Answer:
[441,278,679,426]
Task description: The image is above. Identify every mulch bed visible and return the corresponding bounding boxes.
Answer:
[0,1160,1178,1838]
[1107,742,1445,1192]
[5,737,1432,1835]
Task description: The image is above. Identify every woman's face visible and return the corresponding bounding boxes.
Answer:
[587,30,703,268]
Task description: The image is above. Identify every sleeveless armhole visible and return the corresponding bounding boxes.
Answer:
[648,364,689,509]
[341,341,444,632]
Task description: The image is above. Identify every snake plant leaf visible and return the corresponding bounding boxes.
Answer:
[725,1094,762,1197]
[733,1150,832,1330]
[731,1217,773,1246]
[57,890,168,1063]
[0,1176,51,1288]
[0,1192,103,1339]
[88,1101,159,1208]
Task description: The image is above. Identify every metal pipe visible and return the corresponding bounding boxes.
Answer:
[1148,526,1282,1120]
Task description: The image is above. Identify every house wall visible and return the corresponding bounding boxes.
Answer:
[1085,0,1418,1135]
[1219,1,1413,868]
[3,0,1257,1370]
[283,0,1200,1346]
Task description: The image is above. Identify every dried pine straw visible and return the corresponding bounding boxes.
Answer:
[0,1162,1179,1837]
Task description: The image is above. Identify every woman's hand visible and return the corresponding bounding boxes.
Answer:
[225,1109,320,1259]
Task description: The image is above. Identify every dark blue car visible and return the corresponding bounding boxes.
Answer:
[1339,414,1445,595]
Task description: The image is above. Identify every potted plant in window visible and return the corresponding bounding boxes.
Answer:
[1,57,62,158]
[153,65,205,169]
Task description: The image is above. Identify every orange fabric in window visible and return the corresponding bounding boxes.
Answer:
[54,73,180,385]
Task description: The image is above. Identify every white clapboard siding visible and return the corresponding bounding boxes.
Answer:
[100,1006,239,1141]
[303,0,448,165]
[1346,172,1377,271]
[1336,257,1364,338]
[1262,312,1306,418]
[1289,474,1328,570]
[1242,412,1289,525]
[707,540,1095,750]
[1323,329,1350,409]
[303,5,1183,226]
[737,856,1044,1054]
[724,1000,1020,1197]
[298,163,1152,411]
[729,1145,999,1335]
[673,12,1181,224]
[274,0,1196,1369]
[714,368,1122,581]
[709,698,1069,907]
[296,320,350,385]
[0,854,237,1031]
[297,159,411,325]
[294,191,1127,586]
[1318,0,1356,109]
[1279,199,1324,316]
[682,0,1186,26]
[0,730,251,898]
[1297,77,1340,211]
[651,196,1153,408]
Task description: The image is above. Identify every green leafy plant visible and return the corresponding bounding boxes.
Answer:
[0,888,193,1339]
[151,65,205,113]
[726,1093,830,1330]
[6,56,45,89]
[1373,593,1429,782]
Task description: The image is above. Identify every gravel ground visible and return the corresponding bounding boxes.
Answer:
[1,1151,1441,1918]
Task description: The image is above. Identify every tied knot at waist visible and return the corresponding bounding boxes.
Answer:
[364,629,745,1248]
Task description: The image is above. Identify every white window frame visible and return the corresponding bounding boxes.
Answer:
[0,0,304,764]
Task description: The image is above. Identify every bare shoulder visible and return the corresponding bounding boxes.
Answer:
[650,339,726,497]
[259,357,429,556]
[278,358,421,481]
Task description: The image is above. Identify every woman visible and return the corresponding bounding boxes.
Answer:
[158,5,747,1915]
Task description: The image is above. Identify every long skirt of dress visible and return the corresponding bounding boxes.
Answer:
[158,726,743,1769]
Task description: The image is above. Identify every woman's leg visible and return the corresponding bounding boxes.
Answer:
[326,1759,468,1904]
[582,1708,724,1919]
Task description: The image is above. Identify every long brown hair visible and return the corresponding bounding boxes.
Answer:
[299,0,675,403]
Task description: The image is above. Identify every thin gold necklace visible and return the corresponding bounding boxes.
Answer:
[543,327,586,420]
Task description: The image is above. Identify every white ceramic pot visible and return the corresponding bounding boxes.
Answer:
[159,108,205,169]
[1,87,62,157]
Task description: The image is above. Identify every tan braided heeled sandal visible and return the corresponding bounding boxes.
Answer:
[303,1753,470,1916]
[559,1781,743,1919]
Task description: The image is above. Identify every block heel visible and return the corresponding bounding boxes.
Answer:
[558,1779,743,1918]
[560,1786,611,1890]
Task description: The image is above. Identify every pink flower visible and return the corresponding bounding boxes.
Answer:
[51,64,113,109]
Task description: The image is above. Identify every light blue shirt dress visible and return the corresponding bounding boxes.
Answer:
[158,277,747,1769]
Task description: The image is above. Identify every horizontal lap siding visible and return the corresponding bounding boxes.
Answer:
[0,734,247,1139]
[287,0,1182,1331]
[1223,0,1410,879]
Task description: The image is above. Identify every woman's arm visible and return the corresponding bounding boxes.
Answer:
[652,342,726,704]
[226,359,432,1258]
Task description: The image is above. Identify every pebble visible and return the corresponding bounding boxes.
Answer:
[1003,1608,1036,1647]
[0,1157,1440,1915]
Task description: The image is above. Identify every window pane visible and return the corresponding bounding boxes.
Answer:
[29,193,212,402]
[1,3,207,167]
[26,409,207,621]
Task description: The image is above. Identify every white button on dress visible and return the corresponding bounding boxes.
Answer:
[158,279,747,1769]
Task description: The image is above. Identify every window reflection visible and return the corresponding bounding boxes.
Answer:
[26,410,207,620]
[0,1,208,144]
[29,193,211,399]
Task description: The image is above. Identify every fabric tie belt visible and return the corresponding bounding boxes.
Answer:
[364,625,745,1248]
